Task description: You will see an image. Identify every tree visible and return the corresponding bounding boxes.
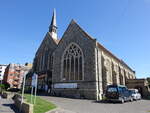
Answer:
[0,84,5,93]
[2,82,10,90]
[147,77,150,87]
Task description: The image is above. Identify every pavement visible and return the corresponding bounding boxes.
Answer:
[0,95,150,113]
[0,97,19,113]
[46,108,76,113]
[41,96,150,113]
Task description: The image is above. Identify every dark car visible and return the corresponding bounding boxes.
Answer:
[105,85,133,103]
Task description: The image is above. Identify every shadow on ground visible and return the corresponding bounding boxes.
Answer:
[2,104,20,113]
[92,100,122,104]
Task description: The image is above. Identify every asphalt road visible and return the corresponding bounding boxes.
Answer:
[0,97,18,113]
[41,96,150,113]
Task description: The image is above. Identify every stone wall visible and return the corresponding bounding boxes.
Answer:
[95,47,103,100]
[126,79,150,98]
[13,94,33,113]
[52,20,97,99]
[53,88,96,100]
[2,92,15,99]
[94,42,136,100]
[101,50,135,86]
[33,32,58,73]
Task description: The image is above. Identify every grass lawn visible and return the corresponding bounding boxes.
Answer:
[24,94,56,113]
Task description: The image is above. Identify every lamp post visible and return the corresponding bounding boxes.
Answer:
[20,70,28,112]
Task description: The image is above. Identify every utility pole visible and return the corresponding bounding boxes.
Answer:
[20,70,28,112]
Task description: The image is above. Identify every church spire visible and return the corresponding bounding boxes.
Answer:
[49,9,57,40]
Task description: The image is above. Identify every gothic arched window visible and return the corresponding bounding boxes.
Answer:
[62,43,84,81]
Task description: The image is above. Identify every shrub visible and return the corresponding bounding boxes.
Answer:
[0,84,5,89]
[0,84,5,94]
[3,82,10,90]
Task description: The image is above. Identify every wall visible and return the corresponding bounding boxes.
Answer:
[0,65,7,80]
[52,20,97,99]
[13,94,33,113]
[126,79,150,98]
[33,32,57,73]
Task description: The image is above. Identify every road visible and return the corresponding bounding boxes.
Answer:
[41,96,150,113]
[0,97,18,113]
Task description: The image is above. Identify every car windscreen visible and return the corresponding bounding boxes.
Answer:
[130,90,136,94]
[107,87,118,92]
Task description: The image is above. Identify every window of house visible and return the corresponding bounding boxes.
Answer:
[62,43,84,81]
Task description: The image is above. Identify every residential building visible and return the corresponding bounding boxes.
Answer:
[3,63,32,89]
[0,64,7,81]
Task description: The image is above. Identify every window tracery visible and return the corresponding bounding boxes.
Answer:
[62,43,83,81]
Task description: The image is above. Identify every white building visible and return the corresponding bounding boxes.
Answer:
[0,64,7,81]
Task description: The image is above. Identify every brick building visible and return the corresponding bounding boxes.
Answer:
[3,63,32,89]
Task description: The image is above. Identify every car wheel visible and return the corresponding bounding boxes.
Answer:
[130,97,133,102]
[121,98,124,103]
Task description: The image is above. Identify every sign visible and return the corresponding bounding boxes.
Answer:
[31,73,38,87]
[54,83,77,89]
[31,73,38,104]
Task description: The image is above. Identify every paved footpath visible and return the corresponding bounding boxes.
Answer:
[46,108,76,113]
[41,96,150,113]
[0,97,18,113]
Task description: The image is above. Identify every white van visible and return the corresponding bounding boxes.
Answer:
[129,89,141,100]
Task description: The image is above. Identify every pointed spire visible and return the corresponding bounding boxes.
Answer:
[49,9,57,40]
[50,9,57,27]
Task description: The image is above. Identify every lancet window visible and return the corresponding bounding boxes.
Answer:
[62,43,84,81]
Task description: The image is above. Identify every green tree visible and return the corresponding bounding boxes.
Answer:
[147,77,150,86]
[0,84,5,93]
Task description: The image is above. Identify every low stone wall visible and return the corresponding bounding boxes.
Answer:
[2,92,15,99]
[13,94,33,113]
[52,89,97,100]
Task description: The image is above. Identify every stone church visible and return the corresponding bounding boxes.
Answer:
[32,10,136,100]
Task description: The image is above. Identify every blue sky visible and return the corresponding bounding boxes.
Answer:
[0,0,150,78]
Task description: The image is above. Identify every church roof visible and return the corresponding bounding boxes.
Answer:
[35,32,59,56]
[53,38,60,44]
[47,32,59,44]
[70,20,135,73]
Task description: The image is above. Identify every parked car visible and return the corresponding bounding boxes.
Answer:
[105,85,133,103]
[129,89,141,100]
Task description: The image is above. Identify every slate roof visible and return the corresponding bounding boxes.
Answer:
[70,20,135,73]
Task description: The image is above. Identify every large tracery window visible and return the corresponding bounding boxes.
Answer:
[62,43,84,81]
